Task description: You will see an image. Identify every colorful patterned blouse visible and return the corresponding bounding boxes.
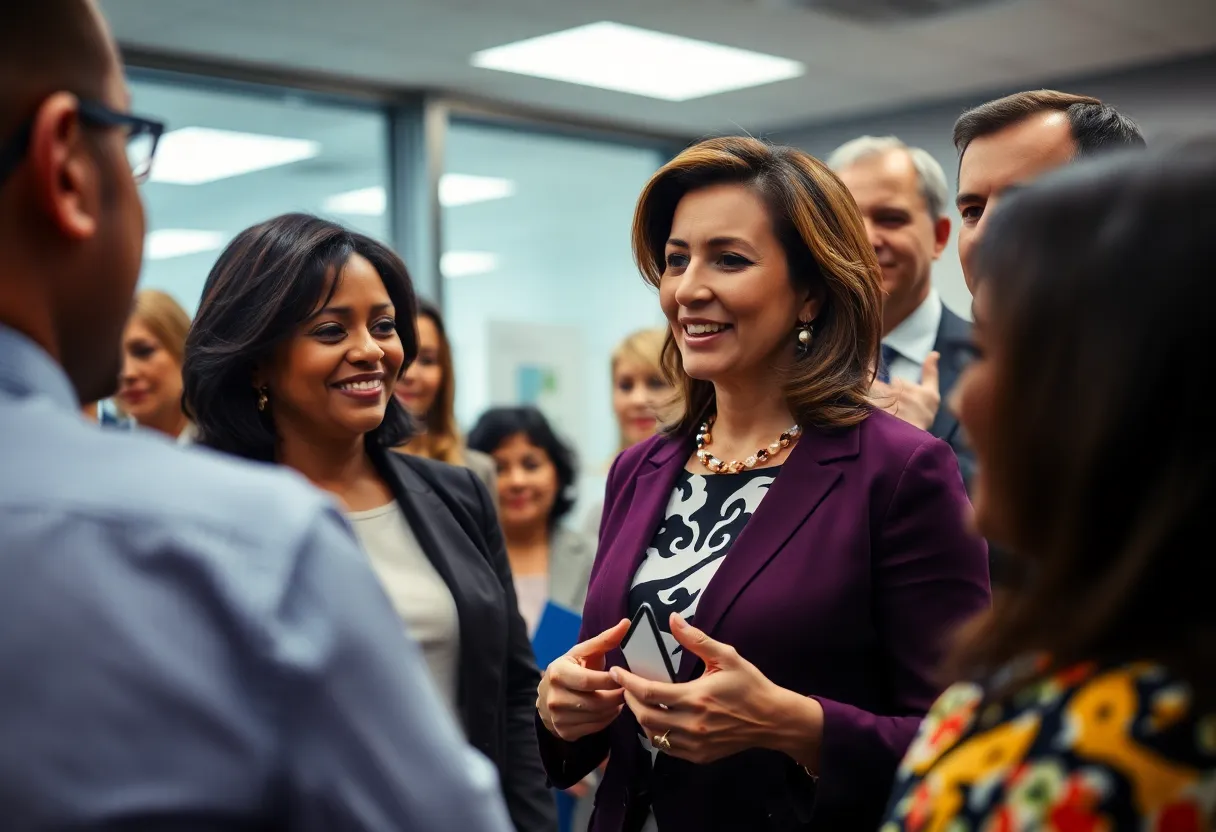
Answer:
[882,661,1216,831]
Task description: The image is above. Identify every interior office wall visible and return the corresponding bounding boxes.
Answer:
[441,120,666,473]
[767,52,1216,319]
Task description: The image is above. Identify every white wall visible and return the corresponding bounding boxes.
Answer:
[766,53,1216,320]
[442,123,666,473]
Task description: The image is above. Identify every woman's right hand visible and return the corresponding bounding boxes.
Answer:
[538,619,630,742]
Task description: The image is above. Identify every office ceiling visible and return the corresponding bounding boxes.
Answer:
[101,0,1216,138]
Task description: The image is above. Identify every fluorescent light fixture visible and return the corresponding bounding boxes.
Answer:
[145,229,226,261]
[324,186,387,216]
[150,127,321,185]
[471,21,805,101]
[441,251,498,278]
[440,173,515,207]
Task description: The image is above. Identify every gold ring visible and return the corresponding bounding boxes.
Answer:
[653,730,672,752]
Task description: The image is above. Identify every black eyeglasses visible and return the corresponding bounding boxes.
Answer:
[0,98,165,187]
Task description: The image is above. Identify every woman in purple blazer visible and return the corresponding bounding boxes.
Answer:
[535,137,990,832]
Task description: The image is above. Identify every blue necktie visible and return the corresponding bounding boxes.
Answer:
[878,344,898,384]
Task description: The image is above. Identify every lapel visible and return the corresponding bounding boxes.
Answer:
[930,307,971,443]
[370,449,481,726]
[674,423,859,682]
[373,450,470,595]
[595,437,691,628]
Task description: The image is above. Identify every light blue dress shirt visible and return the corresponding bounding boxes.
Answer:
[883,288,943,384]
[0,325,512,831]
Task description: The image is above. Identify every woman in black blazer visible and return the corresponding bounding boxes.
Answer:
[181,213,554,832]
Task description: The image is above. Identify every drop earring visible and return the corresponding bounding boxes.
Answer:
[795,320,814,356]
[256,387,269,412]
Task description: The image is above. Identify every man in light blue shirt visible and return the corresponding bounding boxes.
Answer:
[0,2,512,829]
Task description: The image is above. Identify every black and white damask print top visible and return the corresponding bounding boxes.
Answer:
[627,466,780,671]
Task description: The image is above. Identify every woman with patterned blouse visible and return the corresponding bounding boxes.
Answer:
[882,144,1216,831]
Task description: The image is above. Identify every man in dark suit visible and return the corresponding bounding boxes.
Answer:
[829,136,976,484]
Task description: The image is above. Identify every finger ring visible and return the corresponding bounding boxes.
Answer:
[653,730,673,752]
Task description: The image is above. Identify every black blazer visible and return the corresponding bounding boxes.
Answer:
[370,447,556,832]
[929,304,976,489]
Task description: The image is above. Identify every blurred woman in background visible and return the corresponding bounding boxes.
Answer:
[468,406,594,633]
[469,404,598,832]
[117,289,192,441]
[394,299,497,504]
[182,213,554,832]
[611,328,670,455]
[580,328,671,537]
[883,144,1216,830]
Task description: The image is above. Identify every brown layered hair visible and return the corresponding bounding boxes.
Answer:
[631,136,883,437]
[955,142,1216,701]
[402,299,467,465]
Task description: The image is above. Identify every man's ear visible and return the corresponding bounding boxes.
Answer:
[932,216,951,259]
[28,93,100,242]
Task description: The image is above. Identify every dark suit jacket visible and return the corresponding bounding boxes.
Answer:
[371,448,556,832]
[929,305,976,489]
[536,410,990,832]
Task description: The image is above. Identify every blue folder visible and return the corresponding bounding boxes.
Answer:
[531,601,583,671]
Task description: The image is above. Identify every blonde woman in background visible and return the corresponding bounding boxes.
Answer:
[116,289,193,442]
[393,299,497,505]
[611,328,670,454]
[580,328,671,536]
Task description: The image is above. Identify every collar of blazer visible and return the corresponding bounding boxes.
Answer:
[601,422,861,682]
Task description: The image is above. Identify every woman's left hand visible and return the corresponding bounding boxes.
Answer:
[609,613,823,767]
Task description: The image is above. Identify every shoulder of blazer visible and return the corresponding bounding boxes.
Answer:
[379,448,486,515]
[612,432,688,477]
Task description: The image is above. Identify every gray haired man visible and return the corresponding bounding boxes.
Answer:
[829,136,974,484]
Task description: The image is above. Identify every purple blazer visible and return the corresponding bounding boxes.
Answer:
[537,410,990,831]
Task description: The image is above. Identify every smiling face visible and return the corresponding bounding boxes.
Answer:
[116,316,183,433]
[659,183,817,387]
[492,432,560,533]
[836,149,950,333]
[395,312,443,418]
[259,253,405,445]
[613,357,668,447]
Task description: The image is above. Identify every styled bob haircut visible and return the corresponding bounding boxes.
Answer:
[957,141,1216,701]
[467,406,578,528]
[631,136,883,436]
[183,213,418,462]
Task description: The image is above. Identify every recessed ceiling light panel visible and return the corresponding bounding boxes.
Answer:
[471,21,805,101]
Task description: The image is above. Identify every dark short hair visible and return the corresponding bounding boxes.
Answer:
[958,139,1216,700]
[467,406,578,527]
[953,90,1146,161]
[183,213,418,462]
[632,136,883,436]
[0,0,113,133]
